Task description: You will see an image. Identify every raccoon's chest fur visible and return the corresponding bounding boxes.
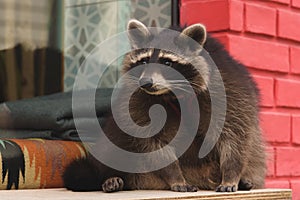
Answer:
[114,86,221,189]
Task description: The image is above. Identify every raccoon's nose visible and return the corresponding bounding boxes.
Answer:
[139,77,153,89]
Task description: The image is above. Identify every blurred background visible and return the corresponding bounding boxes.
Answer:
[0,0,177,102]
[0,0,299,198]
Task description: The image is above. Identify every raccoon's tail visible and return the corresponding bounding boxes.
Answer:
[63,157,104,191]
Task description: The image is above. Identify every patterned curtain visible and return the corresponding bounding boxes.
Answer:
[64,0,174,91]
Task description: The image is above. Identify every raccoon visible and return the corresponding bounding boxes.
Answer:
[63,19,266,193]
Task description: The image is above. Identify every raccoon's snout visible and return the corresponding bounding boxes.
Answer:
[138,68,170,95]
[139,77,153,90]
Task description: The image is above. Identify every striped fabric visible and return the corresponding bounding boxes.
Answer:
[0,138,87,189]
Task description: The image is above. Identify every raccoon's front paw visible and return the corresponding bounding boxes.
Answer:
[216,183,238,192]
[102,177,124,193]
[171,184,198,192]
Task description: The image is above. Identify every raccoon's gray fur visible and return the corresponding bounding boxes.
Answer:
[63,19,266,193]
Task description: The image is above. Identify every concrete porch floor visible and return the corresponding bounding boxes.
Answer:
[0,188,292,200]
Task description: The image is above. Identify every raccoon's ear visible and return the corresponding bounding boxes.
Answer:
[127,19,151,48]
[179,24,207,48]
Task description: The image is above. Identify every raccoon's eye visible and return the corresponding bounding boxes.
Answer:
[164,61,172,66]
[137,58,148,65]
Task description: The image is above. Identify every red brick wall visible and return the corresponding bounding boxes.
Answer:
[180,0,300,199]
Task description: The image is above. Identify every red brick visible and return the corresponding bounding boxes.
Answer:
[228,35,289,72]
[292,115,300,145]
[266,147,275,177]
[291,46,300,74]
[275,79,300,108]
[229,0,244,31]
[260,112,291,143]
[276,147,300,176]
[245,4,276,36]
[278,10,300,41]
[291,180,300,200]
[265,179,290,188]
[180,0,229,32]
[212,33,229,49]
[270,0,290,4]
[292,0,300,8]
[253,75,274,107]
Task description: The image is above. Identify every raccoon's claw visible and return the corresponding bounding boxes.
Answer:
[102,177,124,193]
[171,184,198,192]
[216,184,237,192]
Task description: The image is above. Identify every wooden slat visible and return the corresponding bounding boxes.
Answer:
[0,189,292,200]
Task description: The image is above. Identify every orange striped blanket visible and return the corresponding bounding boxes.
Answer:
[0,139,86,190]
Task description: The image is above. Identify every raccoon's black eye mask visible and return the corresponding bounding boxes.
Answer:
[132,57,175,68]
[136,58,149,65]
[158,58,173,67]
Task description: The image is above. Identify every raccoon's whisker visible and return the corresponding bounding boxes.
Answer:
[169,82,191,86]
[170,86,193,94]
[169,83,193,89]
[189,81,204,88]
[167,80,190,84]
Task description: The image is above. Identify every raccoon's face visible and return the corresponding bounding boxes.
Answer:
[123,20,210,96]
